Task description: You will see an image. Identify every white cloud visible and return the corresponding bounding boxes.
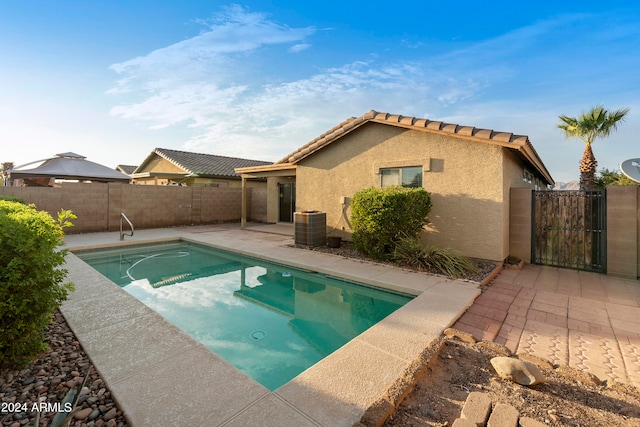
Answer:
[289,43,311,52]
[106,6,639,181]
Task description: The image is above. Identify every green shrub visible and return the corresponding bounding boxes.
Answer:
[0,195,25,204]
[0,201,74,368]
[351,186,432,259]
[392,235,478,278]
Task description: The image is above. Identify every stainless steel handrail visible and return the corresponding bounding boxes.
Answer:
[120,212,134,241]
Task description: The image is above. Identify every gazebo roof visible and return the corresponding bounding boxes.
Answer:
[9,152,130,183]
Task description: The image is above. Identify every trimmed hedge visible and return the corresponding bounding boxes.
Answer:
[0,201,74,368]
[351,186,432,259]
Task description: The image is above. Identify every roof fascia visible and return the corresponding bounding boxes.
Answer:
[235,163,296,178]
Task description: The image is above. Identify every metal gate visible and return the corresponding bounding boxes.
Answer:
[532,190,606,272]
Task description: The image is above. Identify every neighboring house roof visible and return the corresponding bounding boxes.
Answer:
[9,152,131,183]
[237,110,554,185]
[116,165,138,175]
[134,148,271,179]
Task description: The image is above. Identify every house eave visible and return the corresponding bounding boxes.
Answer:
[236,163,296,178]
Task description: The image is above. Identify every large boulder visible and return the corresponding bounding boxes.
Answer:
[490,356,545,386]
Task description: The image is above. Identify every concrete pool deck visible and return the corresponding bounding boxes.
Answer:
[61,223,481,426]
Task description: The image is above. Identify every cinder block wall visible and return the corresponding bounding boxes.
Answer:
[606,186,639,278]
[0,183,266,233]
[0,184,110,232]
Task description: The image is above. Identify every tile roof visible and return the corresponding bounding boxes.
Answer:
[274,110,553,185]
[116,165,138,175]
[135,148,272,179]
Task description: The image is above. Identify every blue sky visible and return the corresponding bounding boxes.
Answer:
[1,1,639,183]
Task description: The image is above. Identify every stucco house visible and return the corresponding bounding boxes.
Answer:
[236,110,554,262]
[131,148,271,188]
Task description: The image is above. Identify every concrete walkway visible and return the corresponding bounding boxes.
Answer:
[453,265,640,387]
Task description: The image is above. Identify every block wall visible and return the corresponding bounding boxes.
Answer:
[606,186,639,278]
[0,183,264,233]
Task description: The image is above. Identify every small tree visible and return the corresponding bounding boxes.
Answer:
[595,168,639,189]
[351,186,432,259]
[0,201,75,368]
[557,105,629,191]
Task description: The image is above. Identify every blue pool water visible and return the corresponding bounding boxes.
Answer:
[76,241,412,390]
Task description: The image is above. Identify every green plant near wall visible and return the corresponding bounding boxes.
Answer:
[351,186,432,259]
[0,195,25,204]
[392,235,478,278]
[0,201,75,368]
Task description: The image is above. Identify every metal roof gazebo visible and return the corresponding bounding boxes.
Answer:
[8,152,130,186]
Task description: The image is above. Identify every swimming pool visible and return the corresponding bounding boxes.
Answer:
[75,241,412,390]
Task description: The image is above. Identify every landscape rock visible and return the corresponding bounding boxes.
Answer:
[460,391,492,426]
[0,310,128,427]
[74,407,93,420]
[519,417,548,427]
[487,402,518,427]
[490,356,545,386]
[517,353,555,370]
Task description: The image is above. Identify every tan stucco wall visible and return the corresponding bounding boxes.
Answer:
[501,150,543,260]
[294,123,531,261]
[145,156,184,173]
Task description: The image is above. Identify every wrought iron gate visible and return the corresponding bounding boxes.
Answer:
[532,190,606,272]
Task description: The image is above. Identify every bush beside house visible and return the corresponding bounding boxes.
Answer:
[351,186,432,259]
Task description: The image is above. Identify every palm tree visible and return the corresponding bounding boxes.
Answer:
[557,105,629,191]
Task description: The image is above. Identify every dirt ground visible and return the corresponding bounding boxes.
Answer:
[383,338,640,427]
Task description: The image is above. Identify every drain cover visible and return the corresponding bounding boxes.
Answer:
[251,330,266,340]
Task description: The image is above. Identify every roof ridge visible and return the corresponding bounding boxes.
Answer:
[155,147,271,164]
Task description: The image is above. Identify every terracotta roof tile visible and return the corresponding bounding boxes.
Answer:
[441,123,459,133]
[492,132,514,143]
[426,121,444,130]
[400,116,415,125]
[473,129,494,139]
[458,126,475,137]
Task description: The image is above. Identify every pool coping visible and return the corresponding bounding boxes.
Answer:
[61,226,481,426]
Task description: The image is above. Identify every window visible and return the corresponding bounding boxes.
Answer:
[381,166,422,188]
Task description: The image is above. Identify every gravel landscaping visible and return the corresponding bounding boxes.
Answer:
[1,311,128,427]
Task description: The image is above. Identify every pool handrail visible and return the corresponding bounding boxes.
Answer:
[120,212,134,241]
